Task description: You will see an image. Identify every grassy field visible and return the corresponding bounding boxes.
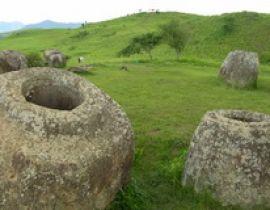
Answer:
[0,11,270,210]
[76,61,270,210]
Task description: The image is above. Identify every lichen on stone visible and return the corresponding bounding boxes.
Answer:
[0,67,134,210]
[183,110,270,208]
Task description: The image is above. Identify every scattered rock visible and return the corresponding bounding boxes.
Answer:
[68,64,93,73]
[120,65,128,71]
[0,67,134,209]
[44,49,66,68]
[0,50,28,74]
[183,110,270,208]
[78,56,85,63]
[219,50,259,88]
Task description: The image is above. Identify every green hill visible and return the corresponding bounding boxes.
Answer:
[0,11,270,64]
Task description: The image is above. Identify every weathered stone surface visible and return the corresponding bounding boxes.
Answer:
[0,67,134,209]
[219,50,259,88]
[44,49,66,68]
[0,50,28,74]
[182,110,270,208]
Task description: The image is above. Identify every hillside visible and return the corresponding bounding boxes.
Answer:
[0,12,270,64]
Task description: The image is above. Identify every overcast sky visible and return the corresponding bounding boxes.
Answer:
[1,0,270,24]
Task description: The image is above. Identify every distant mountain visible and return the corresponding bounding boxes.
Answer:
[0,33,10,40]
[0,22,24,33]
[23,20,81,29]
[0,20,82,33]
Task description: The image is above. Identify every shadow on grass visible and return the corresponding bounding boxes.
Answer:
[74,71,96,77]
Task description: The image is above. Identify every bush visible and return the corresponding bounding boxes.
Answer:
[259,52,270,64]
[107,178,147,210]
[161,148,187,185]
[68,46,76,51]
[240,11,259,21]
[65,55,71,60]
[71,30,89,39]
[160,20,188,60]
[222,16,236,34]
[118,32,161,60]
[26,52,45,67]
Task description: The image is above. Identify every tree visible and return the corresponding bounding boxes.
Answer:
[222,16,236,34]
[118,33,161,60]
[160,20,188,60]
[26,52,45,67]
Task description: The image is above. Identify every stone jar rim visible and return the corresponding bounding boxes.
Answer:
[0,67,113,137]
[205,110,270,126]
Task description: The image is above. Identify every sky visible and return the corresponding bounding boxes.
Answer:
[1,0,270,24]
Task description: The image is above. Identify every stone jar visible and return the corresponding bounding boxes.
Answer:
[44,49,66,68]
[0,67,134,210]
[219,50,259,88]
[0,50,28,74]
[182,110,270,208]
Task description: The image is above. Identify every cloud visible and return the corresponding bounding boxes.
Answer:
[0,0,270,24]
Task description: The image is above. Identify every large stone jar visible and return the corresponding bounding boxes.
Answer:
[0,50,28,74]
[182,110,270,208]
[0,67,134,209]
[44,49,66,68]
[219,50,259,88]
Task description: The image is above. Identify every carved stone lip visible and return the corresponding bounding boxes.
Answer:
[0,68,99,136]
[205,110,270,125]
[1,67,88,111]
[21,78,85,111]
[0,67,131,138]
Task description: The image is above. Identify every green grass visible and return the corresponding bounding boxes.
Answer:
[1,11,270,210]
[77,61,270,210]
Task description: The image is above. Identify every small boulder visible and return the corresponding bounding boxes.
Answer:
[68,64,93,73]
[44,49,66,68]
[219,50,259,88]
[78,56,85,63]
[120,65,128,71]
[0,50,28,74]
